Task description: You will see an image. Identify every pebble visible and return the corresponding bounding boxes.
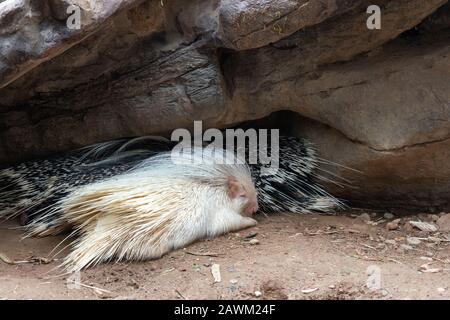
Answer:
[437,288,446,293]
[386,219,401,231]
[400,244,413,251]
[406,237,422,245]
[437,214,450,232]
[230,279,238,285]
[431,214,439,222]
[254,291,262,297]
[244,232,258,239]
[384,212,395,219]
[385,239,397,245]
[357,213,371,222]
[211,264,221,283]
[249,239,260,245]
[420,256,433,261]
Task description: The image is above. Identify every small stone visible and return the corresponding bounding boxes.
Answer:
[244,232,258,239]
[400,244,413,251]
[406,237,422,245]
[420,256,433,261]
[385,239,397,245]
[328,284,336,289]
[227,266,236,272]
[211,264,221,283]
[437,287,446,293]
[249,239,260,245]
[386,219,401,231]
[384,212,395,219]
[436,214,450,232]
[356,213,371,222]
[254,291,262,297]
[404,222,415,232]
[230,279,238,284]
[430,214,439,222]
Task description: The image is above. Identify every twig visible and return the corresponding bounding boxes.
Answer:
[175,289,186,300]
[184,250,223,257]
[361,243,378,251]
[0,253,54,265]
[71,281,112,294]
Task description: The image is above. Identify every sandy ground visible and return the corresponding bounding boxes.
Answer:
[1,210,449,300]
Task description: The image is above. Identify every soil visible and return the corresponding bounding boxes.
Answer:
[1,210,449,300]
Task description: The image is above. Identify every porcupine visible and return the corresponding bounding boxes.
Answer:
[0,135,342,237]
[54,147,259,272]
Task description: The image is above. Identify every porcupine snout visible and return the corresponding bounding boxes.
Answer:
[243,202,258,216]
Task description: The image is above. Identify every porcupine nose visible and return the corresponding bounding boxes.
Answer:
[244,202,258,216]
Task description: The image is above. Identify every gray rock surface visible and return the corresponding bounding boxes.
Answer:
[0,0,448,209]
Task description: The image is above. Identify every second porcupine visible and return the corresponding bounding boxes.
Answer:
[0,135,342,237]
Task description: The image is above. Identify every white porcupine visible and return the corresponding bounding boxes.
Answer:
[0,135,341,232]
[0,135,342,270]
[53,148,258,272]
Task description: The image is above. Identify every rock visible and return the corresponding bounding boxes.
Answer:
[384,213,395,220]
[229,279,238,284]
[249,239,260,245]
[409,221,439,232]
[436,214,450,232]
[404,221,415,232]
[227,265,236,272]
[431,214,440,222]
[406,237,422,245]
[254,291,262,297]
[386,219,401,231]
[420,256,433,262]
[437,287,446,293]
[211,264,221,283]
[385,239,397,245]
[244,232,258,239]
[400,244,413,251]
[0,0,449,211]
[356,213,371,222]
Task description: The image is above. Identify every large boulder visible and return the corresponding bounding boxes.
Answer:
[0,0,449,210]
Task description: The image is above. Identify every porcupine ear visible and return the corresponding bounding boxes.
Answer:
[227,177,245,199]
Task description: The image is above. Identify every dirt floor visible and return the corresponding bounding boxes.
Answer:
[1,210,449,300]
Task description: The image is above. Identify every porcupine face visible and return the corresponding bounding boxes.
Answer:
[226,177,258,216]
